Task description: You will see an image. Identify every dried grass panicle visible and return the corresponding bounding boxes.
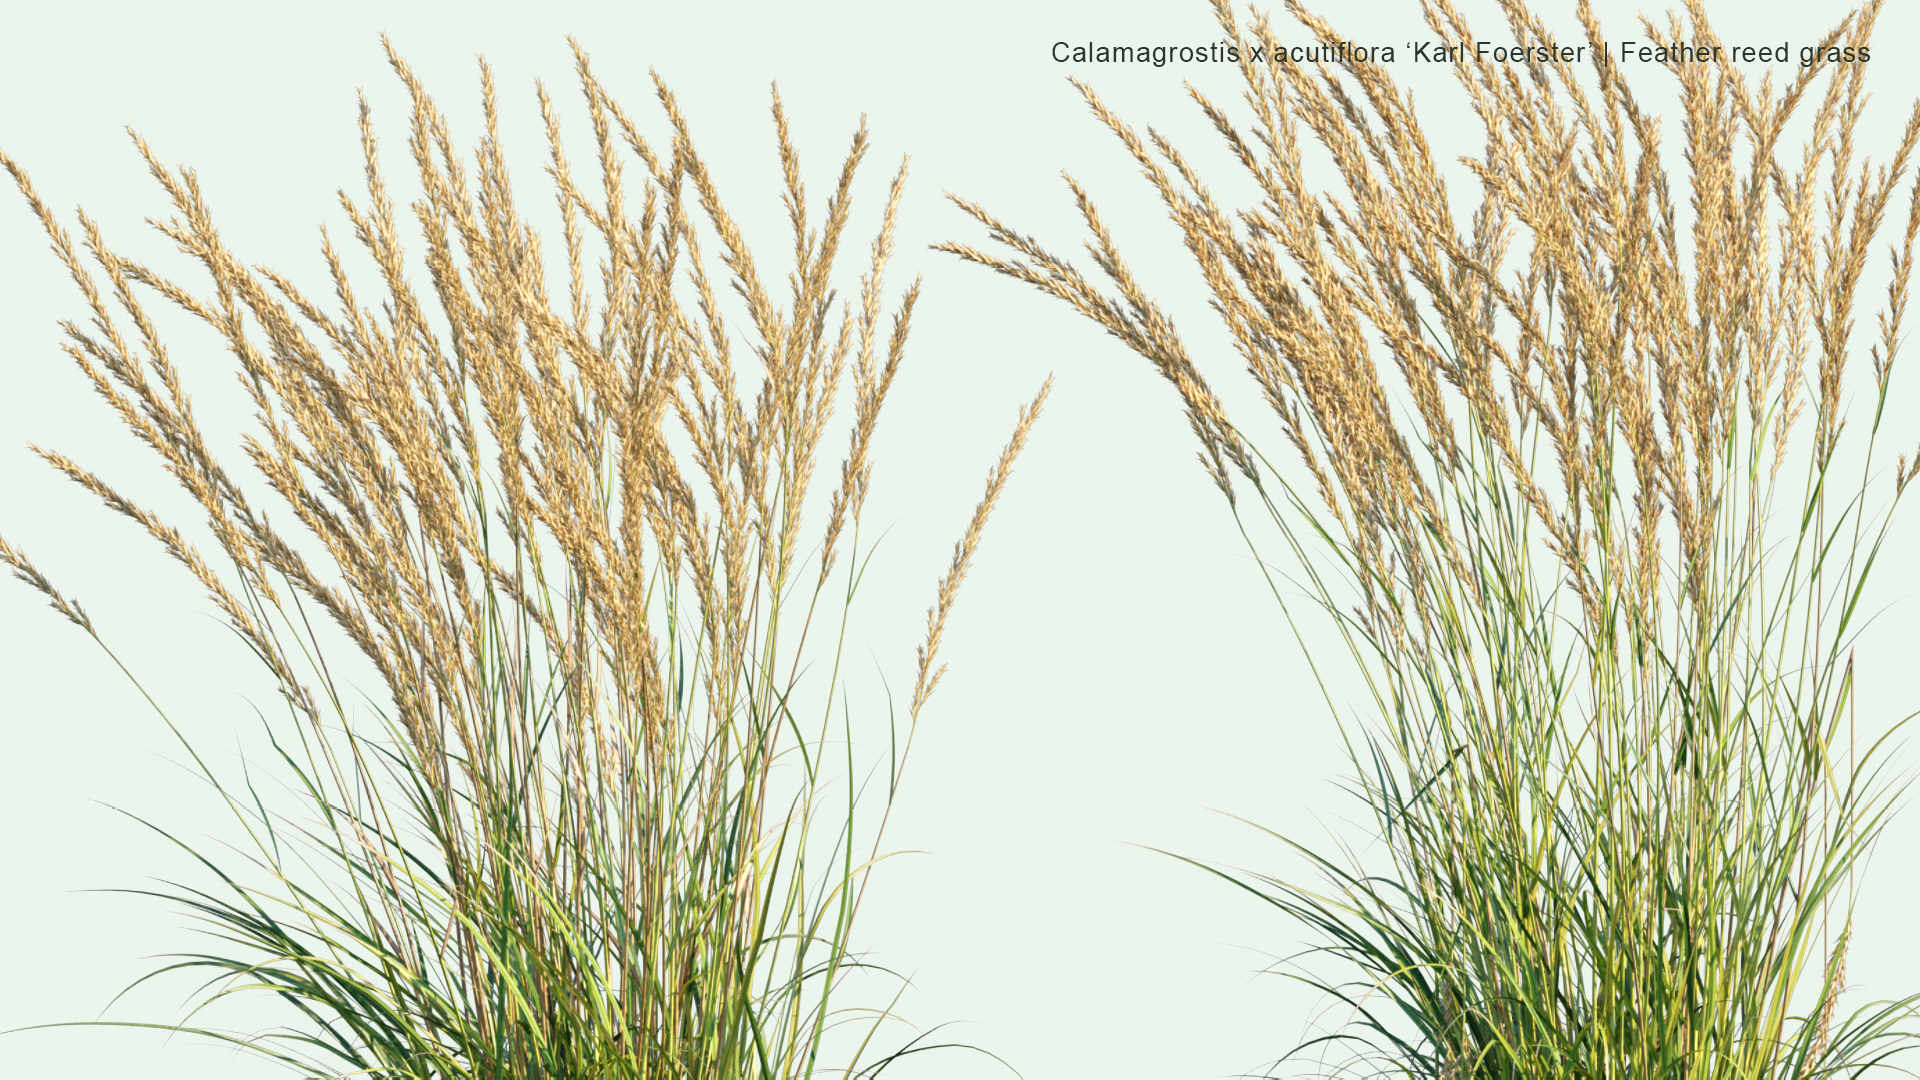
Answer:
[947,0,1920,1077]
[0,534,91,632]
[1803,932,1852,1079]
[912,377,1051,718]
[3,39,1043,1078]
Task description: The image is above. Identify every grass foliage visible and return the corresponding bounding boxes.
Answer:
[2,41,1046,1079]
[945,0,1920,1076]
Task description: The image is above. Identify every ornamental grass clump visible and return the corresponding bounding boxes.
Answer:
[1,39,1046,1078]
[945,0,1920,1076]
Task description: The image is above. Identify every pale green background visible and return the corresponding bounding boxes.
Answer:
[4,1,1917,1076]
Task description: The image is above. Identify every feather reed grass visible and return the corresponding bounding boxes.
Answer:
[945,0,1920,1076]
[1,38,1047,1078]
